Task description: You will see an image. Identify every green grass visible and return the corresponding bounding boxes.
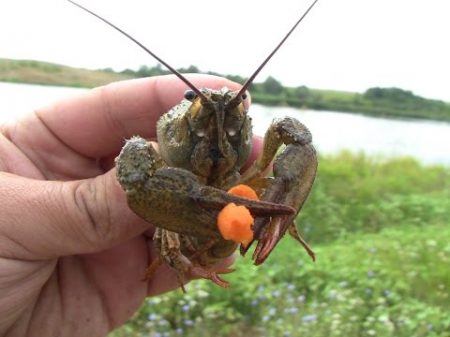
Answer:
[111,227,450,337]
[111,153,450,337]
[298,152,450,244]
[0,58,132,88]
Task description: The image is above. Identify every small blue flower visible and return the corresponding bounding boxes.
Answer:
[367,270,376,278]
[184,319,194,326]
[272,290,281,298]
[262,315,270,322]
[181,304,190,312]
[176,328,184,335]
[286,283,295,291]
[285,307,299,314]
[147,313,158,321]
[297,294,306,302]
[251,299,259,307]
[301,314,318,322]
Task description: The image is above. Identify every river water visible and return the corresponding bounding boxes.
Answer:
[1,82,449,166]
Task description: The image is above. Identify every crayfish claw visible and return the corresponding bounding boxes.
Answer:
[193,186,295,216]
[252,217,284,265]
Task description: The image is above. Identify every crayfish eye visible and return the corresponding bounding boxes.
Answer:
[241,93,247,100]
[184,90,197,101]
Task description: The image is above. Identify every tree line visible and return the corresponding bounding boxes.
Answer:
[100,64,450,121]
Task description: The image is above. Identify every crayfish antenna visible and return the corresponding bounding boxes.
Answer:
[235,0,320,99]
[66,0,208,102]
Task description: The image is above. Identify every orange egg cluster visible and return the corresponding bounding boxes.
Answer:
[227,184,259,200]
[217,184,259,247]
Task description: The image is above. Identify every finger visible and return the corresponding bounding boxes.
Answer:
[243,135,263,171]
[0,170,150,260]
[27,75,248,159]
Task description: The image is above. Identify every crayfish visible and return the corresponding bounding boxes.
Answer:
[69,0,319,288]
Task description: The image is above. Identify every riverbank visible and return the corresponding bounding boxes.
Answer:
[0,58,133,88]
[2,58,450,122]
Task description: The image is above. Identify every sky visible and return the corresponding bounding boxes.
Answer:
[1,0,449,101]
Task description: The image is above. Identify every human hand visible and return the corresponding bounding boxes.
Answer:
[0,75,259,336]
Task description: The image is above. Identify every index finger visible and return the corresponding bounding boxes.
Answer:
[35,74,247,158]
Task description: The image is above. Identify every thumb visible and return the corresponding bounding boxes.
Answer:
[0,170,152,260]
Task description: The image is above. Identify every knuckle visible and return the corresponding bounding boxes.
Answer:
[71,178,119,248]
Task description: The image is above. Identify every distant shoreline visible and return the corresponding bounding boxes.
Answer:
[2,58,449,122]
